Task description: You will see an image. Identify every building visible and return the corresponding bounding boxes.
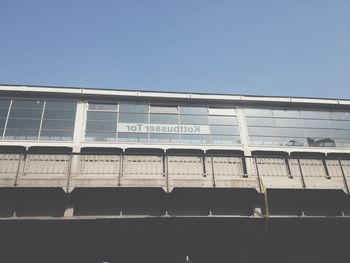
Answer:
[0,84,350,262]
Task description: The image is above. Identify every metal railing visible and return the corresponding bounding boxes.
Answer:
[0,152,349,193]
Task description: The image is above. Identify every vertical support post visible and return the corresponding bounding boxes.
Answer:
[15,152,27,186]
[118,153,123,186]
[211,155,216,187]
[14,153,23,186]
[322,159,331,179]
[297,158,306,188]
[165,154,169,193]
[338,159,350,195]
[285,157,292,179]
[202,154,206,178]
[254,156,263,193]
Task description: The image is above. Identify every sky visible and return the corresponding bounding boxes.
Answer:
[0,0,349,98]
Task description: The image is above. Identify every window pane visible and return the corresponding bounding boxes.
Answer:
[181,134,210,144]
[4,129,39,140]
[300,111,328,119]
[12,100,44,109]
[210,125,238,135]
[307,137,335,147]
[248,127,276,136]
[86,121,117,132]
[119,103,148,113]
[329,120,350,130]
[0,99,10,108]
[246,117,274,127]
[119,113,148,123]
[333,129,350,139]
[87,111,117,122]
[303,119,330,129]
[150,133,180,143]
[45,100,77,110]
[272,110,300,118]
[41,120,75,130]
[328,112,350,121]
[250,136,306,146]
[44,110,76,120]
[0,109,9,118]
[85,131,116,142]
[275,127,305,137]
[208,108,235,116]
[150,105,178,114]
[244,108,272,117]
[118,132,148,142]
[335,139,350,147]
[179,106,207,115]
[6,119,41,129]
[211,135,240,144]
[304,128,333,138]
[273,118,305,127]
[180,115,208,125]
[209,116,237,125]
[40,130,73,141]
[88,103,117,111]
[150,114,178,124]
[9,109,43,119]
[0,118,5,129]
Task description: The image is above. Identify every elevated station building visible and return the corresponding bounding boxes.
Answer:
[0,85,350,263]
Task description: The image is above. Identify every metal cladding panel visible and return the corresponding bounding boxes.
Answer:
[23,154,70,177]
[288,159,302,177]
[168,156,203,177]
[255,158,289,177]
[0,154,22,177]
[79,155,120,177]
[206,157,243,177]
[298,159,327,178]
[123,155,163,177]
[325,160,345,178]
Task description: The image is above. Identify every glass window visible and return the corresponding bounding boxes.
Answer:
[304,128,333,138]
[87,111,117,122]
[44,110,76,120]
[210,125,238,135]
[119,113,148,123]
[150,105,178,114]
[307,137,335,147]
[208,108,235,116]
[246,117,274,127]
[6,119,41,129]
[0,99,10,108]
[180,115,208,125]
[244,108,272,117]
[150,114,178,124]
[181,134,210,144]
[118,132,148,142]
[300,110,328,119]
[45,100,77,110]
[272,110,300,118]
[328,112,350,121]
[9,109,43,119]
[179,106,207,115]
[0,109,9,118]
[88,102,117,111]
[41,120,75,130]
[275,127,305,137]
[12,100,44,109]
[0,118,6,129]
[209,116,237,125]
[86,121,117,132]
[40,130,73,141]
[333,129,350,139]
[211,135,240,145]
[329,120,350,130]
[119,103,148,113]
[248,127,276,136]
[273,118,305,127]
[85,131,116,142]
[150,133,180,143]
[4,129,39,140]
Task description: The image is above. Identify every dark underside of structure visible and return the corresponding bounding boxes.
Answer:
[1,187,350,263]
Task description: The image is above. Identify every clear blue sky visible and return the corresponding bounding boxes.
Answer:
[1,0,349,98]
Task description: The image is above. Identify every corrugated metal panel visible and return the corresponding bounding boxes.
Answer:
[206,157,243,177]
[24,154,70,177]
[79,155,120,176]
[255,158,289,177]
[0,154,21,177]
[123,155,163,177]
[298,159,327,178]
[168,156,203,177]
